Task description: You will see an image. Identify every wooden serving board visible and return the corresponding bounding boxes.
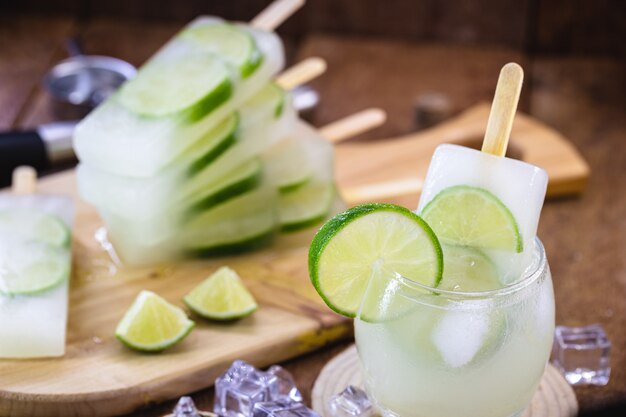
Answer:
[337,103,590,207]
[0,103,588,416]
[0,171,353,417]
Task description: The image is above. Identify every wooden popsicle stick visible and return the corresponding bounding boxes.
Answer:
[250,0,306,31]
[319,108,387,144]
[12,166,37,195]
[275,57,327,90]
[341,177,422,204]
[482,62,524,156]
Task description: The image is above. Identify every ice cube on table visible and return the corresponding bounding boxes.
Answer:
[552,324,611,386]
[417,144,548,283]
[74,16,285,178]
[214,361,303,417]
[253,400,321,417]
[173,396,202,417]
[0,194,73,358]
[328,386,374,417]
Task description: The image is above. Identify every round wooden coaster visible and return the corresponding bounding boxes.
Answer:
[312,345,578,417]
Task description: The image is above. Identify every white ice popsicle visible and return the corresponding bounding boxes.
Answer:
[417,64,547,283]
[74,17,285,178]
[0,168,73,358]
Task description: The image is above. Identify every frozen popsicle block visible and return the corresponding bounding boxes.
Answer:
[74,17,285,178]
[417,144,547,282]
[0,193,73,358]
[77,100,296,220]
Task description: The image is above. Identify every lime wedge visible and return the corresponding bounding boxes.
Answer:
[279,181,334,232]
[181,23,263,78]
[0,241,70,295]
[115,291,194,352]
[421,185,522,252]
[0,209,70,247]
[184,266,258,320]
[309,203,443,319]
[118,53,232,120]
[438,245,501,292]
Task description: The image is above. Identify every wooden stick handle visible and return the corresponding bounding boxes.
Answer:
[319,108,387,144]
[250,0,306,31]
[275,57,327,90]
[12,166,37,195]
[341,177,423,204]
[482,62,524,156]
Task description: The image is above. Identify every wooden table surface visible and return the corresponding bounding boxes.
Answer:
[1,15,625,416]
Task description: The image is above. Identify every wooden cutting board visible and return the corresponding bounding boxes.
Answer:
[337,103,590,207]
[0,103,588,417]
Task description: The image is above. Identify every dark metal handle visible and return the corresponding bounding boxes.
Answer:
[0,131,49,188]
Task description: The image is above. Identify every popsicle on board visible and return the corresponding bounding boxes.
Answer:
[0,167,73,358]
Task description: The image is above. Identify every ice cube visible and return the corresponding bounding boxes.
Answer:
[432,309,491,368]
[214,361,303,417]
[267,365,303,403]
[173,396,201,417]
[328,386,374,417]
[253,400,321,417]
[552,324,611,386]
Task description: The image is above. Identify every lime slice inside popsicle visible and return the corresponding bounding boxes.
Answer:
[0,209,70,247]
[421,185,523,252]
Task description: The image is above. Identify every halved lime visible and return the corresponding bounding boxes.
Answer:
[118,53,232,120]
[184,266,257,320]
[181,23,263,78]
[0,241,70,295]
[279,181,334,232]
[309,203,443,320]
[115,290,194,352]
[0,209,70,247]
[421,185,522,252]
[438,245,501,292]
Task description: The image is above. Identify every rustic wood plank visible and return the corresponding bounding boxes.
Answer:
[0,15,74,129]
[297,34,528,140]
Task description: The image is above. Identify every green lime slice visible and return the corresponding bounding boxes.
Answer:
[264,138,313,193]
[0,209,70,247]
[438,245,501,292]
[186,114,239,176]
[279,181,334,232]
[309,203,443,320]
[187,159,262,213]
[115,290,195,352]
[184,266,258,320]
[421,185,522,252]
[243,82,286,119]
[0,241,70,295]
[181,23,263,78]
[118,53,232,120]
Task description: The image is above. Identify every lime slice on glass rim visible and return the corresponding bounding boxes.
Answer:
[118,54,232,120]
[0,241,70,296]
[184,267,258,321]
[115,291,195,352]
[421,185,523,252]
[181,23,263,78]
[309,203,443,322]
[0,209,70,247]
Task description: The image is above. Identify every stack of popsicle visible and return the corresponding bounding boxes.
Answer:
[75,7,336,265]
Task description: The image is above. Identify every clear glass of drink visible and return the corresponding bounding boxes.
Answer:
[354,238,555,417]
